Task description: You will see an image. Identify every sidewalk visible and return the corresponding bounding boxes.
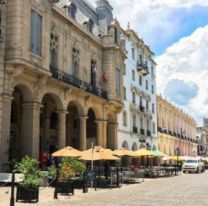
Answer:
[0,178,170,206]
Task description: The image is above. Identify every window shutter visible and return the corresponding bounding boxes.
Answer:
[36,14,42,55]
[30,10,36,53]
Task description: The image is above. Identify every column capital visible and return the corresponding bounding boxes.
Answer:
[55,110,68,115]
[21,102,43,109]
[95,119,108,123]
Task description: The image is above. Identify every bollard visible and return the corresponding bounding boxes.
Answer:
[10,171,15,206]
[83,171,88,193]
[116,166,119,187]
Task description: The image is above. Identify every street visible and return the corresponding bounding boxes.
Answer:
[1,171,208,206]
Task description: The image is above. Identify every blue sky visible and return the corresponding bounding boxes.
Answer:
[96,0,208,125]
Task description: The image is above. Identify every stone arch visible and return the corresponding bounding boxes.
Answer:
[39,90,64,111]
[132,142,138,151]
[122,141,129,150]
[12,83,33,102]
[87,106,102,120]
[68,100,84,115]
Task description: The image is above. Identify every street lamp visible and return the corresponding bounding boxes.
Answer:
[175,147,179,176]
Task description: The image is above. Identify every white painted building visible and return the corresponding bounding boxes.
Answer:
[118,26,157,151]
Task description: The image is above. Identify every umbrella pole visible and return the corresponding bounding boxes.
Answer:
[91,142,94,172]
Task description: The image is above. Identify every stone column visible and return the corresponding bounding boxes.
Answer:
[107,121,118,150]
[0,94,13,170]
[79,115,87,151]
[57,111,67,149]
[21,102,42,159]
[96,120,103,147]
[102,121,108,148]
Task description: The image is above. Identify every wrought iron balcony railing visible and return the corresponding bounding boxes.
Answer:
[137,62,149,76]
[50,66,108,100]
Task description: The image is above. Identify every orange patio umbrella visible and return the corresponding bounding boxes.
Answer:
[52,146,81,157]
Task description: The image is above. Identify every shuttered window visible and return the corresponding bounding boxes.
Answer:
[115,68,120,97]
[30,10,42,55]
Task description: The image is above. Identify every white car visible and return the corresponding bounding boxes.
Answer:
[182,159,205,173]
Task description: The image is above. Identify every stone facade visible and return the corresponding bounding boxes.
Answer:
[117,25,157,151]
[157,95,198,156]
[0,0,126,171]
[196,118,208,156]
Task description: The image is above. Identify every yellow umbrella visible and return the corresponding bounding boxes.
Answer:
[169,156,183,161]
[80,146,120,161]
[133,148,156,157]
[52,146,81,157]
[112,149,136,157]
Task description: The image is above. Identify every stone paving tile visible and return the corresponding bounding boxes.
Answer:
[1,171,208,206]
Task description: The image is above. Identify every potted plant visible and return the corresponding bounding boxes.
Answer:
[15,156,56,203]
[54,157,85,198]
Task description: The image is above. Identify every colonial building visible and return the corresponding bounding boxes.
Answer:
[157,95,198,156]
[0,0,126,171]
[196,118,208,156]
[117,24,157,151]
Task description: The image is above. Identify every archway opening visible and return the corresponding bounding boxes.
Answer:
[66,102,80,149]
[87,108,97,149]
[40,94,59,156]
[9,87,23,162]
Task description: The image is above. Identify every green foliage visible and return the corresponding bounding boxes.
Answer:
[58,157,85,183]
[15,156,57,188]
[48,165,57,179]
[15,156,42,188]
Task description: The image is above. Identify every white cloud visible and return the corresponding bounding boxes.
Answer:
[93,0,208,53]
[155,25,208,124]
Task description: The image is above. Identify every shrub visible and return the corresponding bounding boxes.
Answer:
[58,157,85,183]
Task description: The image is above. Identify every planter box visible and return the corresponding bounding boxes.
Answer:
[54,181,74,199]
[16,184,39,202]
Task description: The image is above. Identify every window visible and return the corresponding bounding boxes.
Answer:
[139,75,142,86]
[151,67,154,75]
[123,111,127,126]
[132,70,135,81]
[140,118,143,129]
[145,80,148,90]
[151,85,154,94]
[140,96,143,107]
[88,19,94,33]
[123,87,126,100]
[139,54,143,64]
[72,48,79,77]
[153,122,156,134]
[50,33,58,71]
[114,27,118,44]
[68,3,77,19]
[146,100,149,111]
[132,47,135,60]
[91,59,96,87]
[30,10,42,55]
[133,115,136,127]
[132,92,136,103]
[123,64,126,75]
[152,103,155,113]
[115,68,120,96]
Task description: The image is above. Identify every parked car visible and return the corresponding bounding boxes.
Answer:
[182,159,205,173]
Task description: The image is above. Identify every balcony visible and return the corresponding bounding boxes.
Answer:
[140,105,145,112]
[133,126,138,133]
[147,130,151,136]
[140,128,145,135]
[168,130,172,135]
[158,127,163,133]
[137,62,149,76]
[50,66,108,100]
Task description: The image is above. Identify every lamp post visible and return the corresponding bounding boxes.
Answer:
[175,147,179,176]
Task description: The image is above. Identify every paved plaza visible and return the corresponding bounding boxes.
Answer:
[1,171,208,206]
